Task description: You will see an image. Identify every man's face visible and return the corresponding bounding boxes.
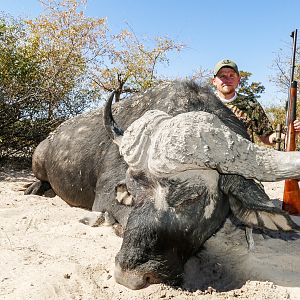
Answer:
[212,67,240,96]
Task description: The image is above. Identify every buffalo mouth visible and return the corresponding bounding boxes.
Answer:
[114,261,162,290]
[114,255,184,289]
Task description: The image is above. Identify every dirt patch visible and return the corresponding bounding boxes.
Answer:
[0,169,299,299]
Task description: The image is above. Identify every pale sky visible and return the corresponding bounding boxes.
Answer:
[1,0,300,107]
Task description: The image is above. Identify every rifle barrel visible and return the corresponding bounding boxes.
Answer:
[290,30,297,84]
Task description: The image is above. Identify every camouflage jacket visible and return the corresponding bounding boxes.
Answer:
[224,93,274,142]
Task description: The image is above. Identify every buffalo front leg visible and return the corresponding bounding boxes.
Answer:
[24,180,54,196]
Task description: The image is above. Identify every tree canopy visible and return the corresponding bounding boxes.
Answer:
[0,0,184,159]
[1,0,296,160]
[92,29,184,101]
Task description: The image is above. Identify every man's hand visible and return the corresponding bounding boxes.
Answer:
[259,120,300,146]
[293,119,300,133]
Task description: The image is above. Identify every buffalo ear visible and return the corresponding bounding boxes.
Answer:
[228,194,300,232]
[115,181,133,206]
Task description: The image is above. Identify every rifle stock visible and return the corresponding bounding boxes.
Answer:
[283,80,300,215]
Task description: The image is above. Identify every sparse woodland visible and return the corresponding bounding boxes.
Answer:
[0,0,298,162]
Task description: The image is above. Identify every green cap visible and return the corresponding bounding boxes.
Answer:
[214,59,239,76]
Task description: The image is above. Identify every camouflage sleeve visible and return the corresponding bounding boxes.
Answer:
[250,99,274,137]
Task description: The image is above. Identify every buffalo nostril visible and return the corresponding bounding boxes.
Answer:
[144,275,151,283]
[143,273,160,285]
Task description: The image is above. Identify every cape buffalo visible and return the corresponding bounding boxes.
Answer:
[26,81,299,290]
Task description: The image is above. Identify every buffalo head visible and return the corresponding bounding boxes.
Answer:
[103,82,299,289]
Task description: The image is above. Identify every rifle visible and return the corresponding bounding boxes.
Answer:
[282,29,300,215]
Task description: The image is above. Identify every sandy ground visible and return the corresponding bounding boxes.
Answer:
[1,168,300,300]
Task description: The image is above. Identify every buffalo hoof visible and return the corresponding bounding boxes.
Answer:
[112,223,124,237]
[79,211,116,227]
[24,180,54,196]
